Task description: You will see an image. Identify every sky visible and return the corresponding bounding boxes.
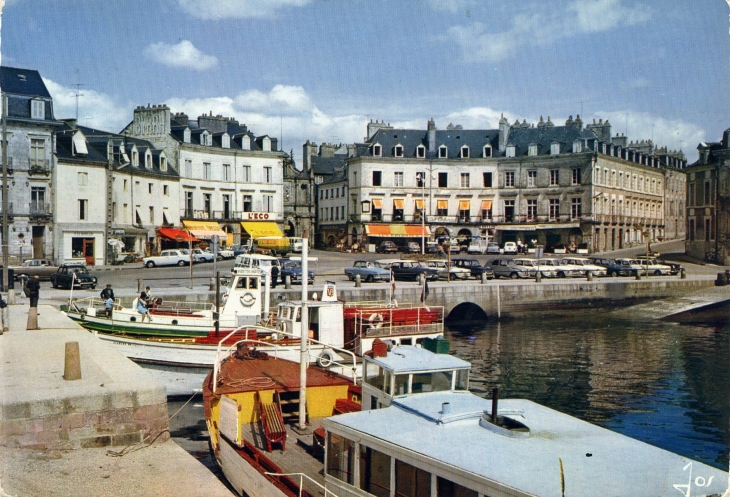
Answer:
[1,0,728,164]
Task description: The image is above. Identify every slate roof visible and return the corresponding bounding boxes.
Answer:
[55,124,108,164]
[0,66,51,97]
[312,155,347,175]
[505,125,596,157]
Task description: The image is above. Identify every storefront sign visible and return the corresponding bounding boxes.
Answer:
[114,229,125,235]
[246,212,271,220]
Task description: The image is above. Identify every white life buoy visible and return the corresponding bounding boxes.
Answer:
[277,321,288,334]
[270,332,279,341]
[317,351,334,368]
[240,293,256,307]
[367,313,384,329]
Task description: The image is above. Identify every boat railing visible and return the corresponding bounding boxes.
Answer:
[354,305,445,339]
[345,301,437,311]
[274,329,359,382]
[69,297,121,313]
[264,472,340,497]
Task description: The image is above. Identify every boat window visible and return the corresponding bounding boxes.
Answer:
[236,277,246,289]
[326,433,355,485]
[393,374,409,396]
[455,369,469,391]
[436,477,478,497]
[364,363,387,392]
[395,459,431,497]
[360,445,391,497]
[248,277,258,289]
[295,308,301,322]
[413,371,453,393]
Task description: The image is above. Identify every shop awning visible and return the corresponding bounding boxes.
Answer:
[372,198,383,209]
[240,221,284,239]
[480,200,493,210]
[437,200,448,210]
[365,224,430,237]
[181,220,226,240]
[157,227,199,243]
[459,200,471,210]
[393,199,404,209]
[415,199,425,210]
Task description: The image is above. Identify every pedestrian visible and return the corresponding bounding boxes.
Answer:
[137,290,152,323]
[26,275,40,308]
[140,286,152,307]
[0,294,7,333]
[104,296,114,318]
[100,283,114,301]
[270,265,279,289]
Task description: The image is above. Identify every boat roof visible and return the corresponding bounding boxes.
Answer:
[367,346,470,373]
[327,393,728,496]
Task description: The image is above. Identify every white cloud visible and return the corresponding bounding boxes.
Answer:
[425,0,475,13]
[443,0,652,63]
[43,79,131,133]
[177,0,310,20]
[142,40,218,71]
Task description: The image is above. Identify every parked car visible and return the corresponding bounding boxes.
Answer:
[376,241,398,254]
[192,248,215,263]
[589,257,614,268]
[425,260,470,280]
[425,243,447,257]
[143,249,191,268]
[488,258,532,279]
[562,257,608,277]
[377,259,439,281]
[449,243,462,254]
[217,247,235,259]
[503,241,518,254]
[512,258,557,278]
[11,259,58,281]
[537,258,583,278]
[399,241,421,254]
[629,258,672,276]
[486,242,501,254]
[451,258,494,279]
[280,260,314,285]
[467,236,488,254]
[344,260,391,282]
[605,258,640,277]
[50,264,98,290]
[231,244,251,256]
[635,256,681,275]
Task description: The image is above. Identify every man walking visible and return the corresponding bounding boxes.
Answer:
[26,275,40,308]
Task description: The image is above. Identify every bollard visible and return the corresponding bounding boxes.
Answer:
[137,279,144,293]
[635,271,641,281]
[209,277,216,291]
[417,273,424,285]
[355,274,361,288]
[716,272,728,287]
[285,274,292,289]
[587,271,593,282]
[535,271,541,283]
[26,307,39,330]
[481,271,486,284]
[63,341,82,381]
[680,267,686,279]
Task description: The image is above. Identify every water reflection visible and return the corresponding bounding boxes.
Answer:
[446,309,729,469]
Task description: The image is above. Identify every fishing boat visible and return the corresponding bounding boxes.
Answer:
[204,339,729,497]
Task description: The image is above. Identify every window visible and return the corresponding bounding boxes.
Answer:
[549,198,560,220]
[31,99,45,120]
[480,200,492,220]
[438,172,448,188]
[506,145,515,158]
[416,145,426,158]
[373,144,382,156]
[326,434,355,485]
[185,191,193,216]
[573,140,583,153]
[438,145,448,158]
[528,144,537,156]
[483,145,492,157]
[395,459,431,497]
[163,185,169,196]
[416,172,426,188]
[145,153,152,169]
[30,187,45,212]
[689,183,696,206]
[79,199,88,220]
[394,172,404,187]
[223,164,231,181]
[505,171,515,187]
[550,169,559,186]
[460,145,469,158]
[360,445,391,497]
[149,206,154,224]
[394,145,404,157]
[572,168,580,185]
[704,181,711,205]
[460,173,470,188]
[705,218,712,241]
[264,166,272,183]
[551,142,560,155]
[504,199,515,221]
[372,171,382,187]
[483,172,492,187]
[263,195,274,212]
[77,172,88,186]
[243,195,252,212]
[689,219,695,241]
[571,197,582,219]
[203,162,211,180]
[242,165,251,182]
[527,199,537,220]
[527,170,537,187]
[393,199,404,221]
[436,477,477,497]
[30,139,45,167]
[203,193,211,217]
[132,150,139,167]
[123,179,128,192]
[184,159,192,177]
[148,183,153,194]
[436,200,448,216]
[160,156,167,172]
[458,200,470,222]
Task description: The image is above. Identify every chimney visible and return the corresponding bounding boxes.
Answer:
[427,118,437,153]
[367,119,393,140]
[586,118,611,143]
[132,104,171,137]
[612,133,628,148]
[724,129,730,149]
[498,114,510,152]
[302,141,317,172]
[320,143,337,157]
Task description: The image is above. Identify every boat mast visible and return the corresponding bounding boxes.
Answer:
[299,231,309,430]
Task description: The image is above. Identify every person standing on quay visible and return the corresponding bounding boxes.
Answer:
[26,275,40,308]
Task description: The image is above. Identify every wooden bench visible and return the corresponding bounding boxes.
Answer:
[257,393,286,452]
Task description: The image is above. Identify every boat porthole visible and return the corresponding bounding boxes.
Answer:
[172,320,178,325]
[130,317,136,322]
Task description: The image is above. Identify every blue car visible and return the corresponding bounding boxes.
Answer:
[344,260,391,282]
[279,260,314,285]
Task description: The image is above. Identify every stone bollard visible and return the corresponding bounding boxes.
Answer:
[137,279,144,293]
[715,272,728,286]
[355,274,361,288]
[63,341,82,381]
[26,307,39,330]
[587,271,593,282]
[417,273,424,285]
[481,271,487,284]
[209,277,216,291]
[680,268,686,279]
[635,271,641,281]
[285,274,292,289]
[535,271,541,283]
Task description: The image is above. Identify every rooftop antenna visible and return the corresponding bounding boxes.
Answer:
[73,83,85,121]
[625,113,629,137]
[280,115,283,152]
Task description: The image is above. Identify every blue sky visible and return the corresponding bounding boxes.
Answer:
[1,0,728,163]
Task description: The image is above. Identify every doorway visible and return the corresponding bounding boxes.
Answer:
[32,226,45,258]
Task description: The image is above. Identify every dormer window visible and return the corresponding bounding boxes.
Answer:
[572,140,583,153]
[72,132,88,156]
[372,144,382,157]
[602,143,607,155]
[145,152,152,169]
[242,135,251,150]
[132,149,139,167]
[201,131,211,146]
[550,142,560,155]
[31,99,45,120]
[416,145,426,158]
[160,154,168,172]
[483,145,492,157]
[506,145,516,158]
[528,144,537,157]
[221,133,230,149]
[394,145,404,157]
[183,128,191,143]
[438,145,448,158]
[460,146,470,158]
[261,136,271,152]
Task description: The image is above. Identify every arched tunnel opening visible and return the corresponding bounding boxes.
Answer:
[445,302,489,331]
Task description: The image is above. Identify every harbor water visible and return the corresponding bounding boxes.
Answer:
[170,303,730,474]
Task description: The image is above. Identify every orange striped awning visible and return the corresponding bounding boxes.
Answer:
[481,200,493,210]
[459,200,471,210]
[372,198,383,209]
[415,199,425,209]
[365,224,430,237]
[393,199,404,209]
[437,200,448,209]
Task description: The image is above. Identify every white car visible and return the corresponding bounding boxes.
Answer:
[503,241,518,254]
[143,249,191,268]
[562,257,608,277]
[192,248,215,263]
[425,260,470,280]
[629,258,672,276]
[537,258,582,278]
[217,247,235,259]
[512,258,557,278]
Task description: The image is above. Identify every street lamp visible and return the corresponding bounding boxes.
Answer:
[417,172,425,254]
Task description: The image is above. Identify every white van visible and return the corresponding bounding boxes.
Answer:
[234,254,281,271]
[467,236,489,254]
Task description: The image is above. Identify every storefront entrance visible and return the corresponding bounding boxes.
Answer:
[72,237,95,266]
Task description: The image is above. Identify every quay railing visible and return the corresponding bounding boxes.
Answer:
[264,472,340,497]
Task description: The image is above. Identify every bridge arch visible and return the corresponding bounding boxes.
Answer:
[445,302,488,328]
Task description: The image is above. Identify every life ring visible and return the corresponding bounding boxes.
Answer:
[277,321,288,334]
[240,293,256,307]
[367,313,384,329]
[317,351,334,368]
[270,332,279,341]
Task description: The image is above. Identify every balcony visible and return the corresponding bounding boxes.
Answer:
[28,159,51,176]
[29,202,52,219]
[0,202,13,220]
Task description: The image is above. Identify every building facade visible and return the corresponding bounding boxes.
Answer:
[282,146,315,240]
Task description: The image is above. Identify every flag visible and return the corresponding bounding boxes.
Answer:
[420,279,429,303]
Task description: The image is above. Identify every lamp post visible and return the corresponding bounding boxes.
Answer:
[417,172,425,254]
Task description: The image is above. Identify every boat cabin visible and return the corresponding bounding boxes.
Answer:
[220,265,265,326]
[275,282,344,348]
